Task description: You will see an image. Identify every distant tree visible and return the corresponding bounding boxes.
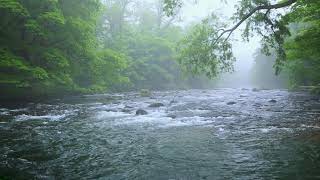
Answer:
[163,0,319,78]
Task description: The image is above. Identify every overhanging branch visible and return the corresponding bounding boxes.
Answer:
[212,0,297,45]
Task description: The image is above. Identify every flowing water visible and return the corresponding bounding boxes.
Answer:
[0,89,320,179]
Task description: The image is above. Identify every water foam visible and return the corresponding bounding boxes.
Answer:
[15,114,66,121]
[96,111,130,119]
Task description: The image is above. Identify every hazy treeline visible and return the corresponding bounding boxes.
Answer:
[248,1,320,90]
[163,0,320,92]
[250,49,289,89]
[251,21,320,90]
[1,0,319,100]
[0,0,214,100]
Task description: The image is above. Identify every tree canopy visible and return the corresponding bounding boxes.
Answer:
[164,0,320,78]
[0,0,319,100]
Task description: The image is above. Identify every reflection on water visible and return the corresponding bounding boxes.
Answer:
[0,88,320,179]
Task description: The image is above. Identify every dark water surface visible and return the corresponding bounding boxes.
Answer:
[1,89,320,179]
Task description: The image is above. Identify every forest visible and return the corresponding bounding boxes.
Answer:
[1,1,320,179]
[0,0,319,98]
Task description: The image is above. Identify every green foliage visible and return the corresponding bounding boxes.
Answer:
[282,1,320,89]
[0,0,128,100]
[232,0,320,89]
[99,0,217,91]
[123,33,181,90]
[0,0,29,17]
[164,0,320,91]
[5,0,319,99]
[177,16,235,78]
[163,0,182,16]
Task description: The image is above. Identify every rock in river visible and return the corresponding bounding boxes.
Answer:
[227,101,237,105]
[167,114,177,119]
[136,109,148,115]
[149,103,164,108]
[140,89,151,97]
[252,88,260,92]
[121,109,131,113]
[268,99,277,103]
[169,100,178,104]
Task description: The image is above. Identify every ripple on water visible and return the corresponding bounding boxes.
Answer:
[260,126,294,133]
[1,89,320,179]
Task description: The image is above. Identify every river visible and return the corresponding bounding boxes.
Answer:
[0,88,320,179]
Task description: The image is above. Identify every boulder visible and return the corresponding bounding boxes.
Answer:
[252,88,260,92]
[136,109,148,115]
[169,100,178,104]
[121,109,131,113]
[124,105,133,109]
[253,103,262,107]
[167,114,177,119]
[268,99,277,103]
[140,89,151,97]
[149,103,164,108]
[227,101,237,105]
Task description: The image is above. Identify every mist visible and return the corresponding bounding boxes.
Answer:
[1,0,319,179]
[178,0,261,88]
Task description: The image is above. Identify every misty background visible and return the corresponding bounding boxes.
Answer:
[179,0,285,88]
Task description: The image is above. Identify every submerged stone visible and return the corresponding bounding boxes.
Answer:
[140,89,151,97]
[167,114,177,119]
[121,109,131,113]
[227,101,237,105]
[136,109,148,115]
[252,88,260,92]
[169,100,178,104]
[268,99,277,103]
[149,103,164,108]
[124,105,133,109]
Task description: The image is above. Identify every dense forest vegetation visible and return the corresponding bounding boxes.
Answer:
[0,0,319,100]
[0,0,217,100]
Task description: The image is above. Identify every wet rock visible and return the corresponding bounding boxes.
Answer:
[124,105,133,109]
[240,95,247,98]
[169,100,178,104]
[268,99,277,103]
[148,103,164,108]
[253,103,262,107]
[198,107,208,110]
[227,101,237,105]
[121,109,131,113]
[167,114,177,119]
[252,88,260,92]
[140,89,151,97]
[106,109,118,112]
[136,109,148,115]
[241,88,249,90]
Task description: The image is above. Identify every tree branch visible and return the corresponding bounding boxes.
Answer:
[212,0,297,45]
